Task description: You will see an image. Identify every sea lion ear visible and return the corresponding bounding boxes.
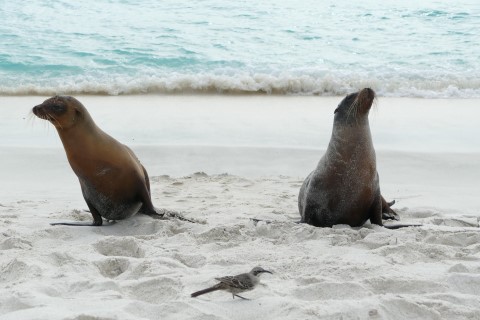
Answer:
[74,108,82,119]
[334,107,339,114]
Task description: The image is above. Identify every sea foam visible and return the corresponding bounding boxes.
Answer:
[1,72,479,98]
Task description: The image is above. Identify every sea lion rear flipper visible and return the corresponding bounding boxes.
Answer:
[141,208,167,219]
[383,223,422,229]
[381,196,400,221]
[50,221,106,226]
[150,207,202,224]
[135,161,199,224]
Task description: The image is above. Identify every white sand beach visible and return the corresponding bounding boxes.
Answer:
[1,95,480,319]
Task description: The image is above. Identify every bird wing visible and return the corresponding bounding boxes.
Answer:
[215,276,250,290]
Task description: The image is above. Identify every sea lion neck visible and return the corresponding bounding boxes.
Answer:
[333,111,370,127]
[327,119,375,167]
[55,112,101,163]
[55,109,97,137]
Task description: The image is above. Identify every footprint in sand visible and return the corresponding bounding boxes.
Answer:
[93,237,145,258]
[424,231,480,247]
[448,263,470,273]
[123,277,181,303]
[0,296,32,315]
[0,237,33,250]
[95,257,130,278]
[445,273,480,299]
[0,258,42,284]
[429,217,479,228]
[292,282,368,300]
[364,276,447,295]
[173,253,207,268]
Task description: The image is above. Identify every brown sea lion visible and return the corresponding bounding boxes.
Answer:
[33,96,163,226]
[298,88,412,229]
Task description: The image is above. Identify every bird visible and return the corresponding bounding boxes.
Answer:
[191,266,273,300]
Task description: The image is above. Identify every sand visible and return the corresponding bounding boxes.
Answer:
[1,95,480,320]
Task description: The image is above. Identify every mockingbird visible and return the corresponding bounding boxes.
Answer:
[191,266,273,300]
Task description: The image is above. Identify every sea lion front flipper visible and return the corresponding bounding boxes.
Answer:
[381,196,400,221]
[50,206,104,226]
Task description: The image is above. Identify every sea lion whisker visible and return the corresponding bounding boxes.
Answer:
[353,103,359,125]
[347,100,358,123]
[46,112,63,130]
[27,112,38,127]
[349,99,358,123]
[372,96,379,113]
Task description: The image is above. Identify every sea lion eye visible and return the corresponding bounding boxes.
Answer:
[52,104,64,113]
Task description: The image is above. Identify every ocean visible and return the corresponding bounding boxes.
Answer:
[0,0,479,97]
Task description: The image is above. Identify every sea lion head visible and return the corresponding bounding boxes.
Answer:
[334,88,375,124]
[33,96,88,130]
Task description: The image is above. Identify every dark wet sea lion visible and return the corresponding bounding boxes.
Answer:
[298,88,408,229]
[33,96,163,226]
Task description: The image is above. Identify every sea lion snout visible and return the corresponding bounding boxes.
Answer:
[357,87,375,100]
[356,88,375,112]
[32,105,40,116]
[360,87,374,96]
[32,104,51,120]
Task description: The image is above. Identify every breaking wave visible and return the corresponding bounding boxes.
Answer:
[1,72,479,98]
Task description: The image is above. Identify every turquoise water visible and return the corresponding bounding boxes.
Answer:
[1,0,479,97]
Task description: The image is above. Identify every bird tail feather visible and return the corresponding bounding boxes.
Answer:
[191,285,222,298]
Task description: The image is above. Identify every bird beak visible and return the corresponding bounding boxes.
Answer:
[262,270,273,275]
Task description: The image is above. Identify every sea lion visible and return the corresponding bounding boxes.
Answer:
[298,88,404,228]
[33,96,163,226]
